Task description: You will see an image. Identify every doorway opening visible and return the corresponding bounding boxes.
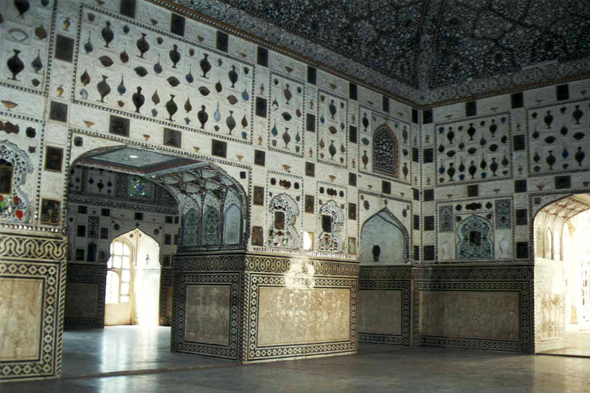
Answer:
[105,229,161,326]
[534,193,590,357]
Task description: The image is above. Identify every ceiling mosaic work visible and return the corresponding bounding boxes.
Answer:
[171,0,590,104]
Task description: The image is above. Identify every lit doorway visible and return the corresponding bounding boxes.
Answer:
[535,193,590,357]
[105,229,161,327]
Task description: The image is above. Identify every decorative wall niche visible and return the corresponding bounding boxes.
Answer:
[267,193,300,249]
[360,208,408,264]
[456,215,494,260]
[317,200,344,253]
[182,209,199,247]
[202,192,221,246]
[0,141,33,223]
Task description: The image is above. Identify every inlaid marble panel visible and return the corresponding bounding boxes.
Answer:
[257,287,350,346]
[358,290,402,336]
[184,284,231,346]
[0,278,43,361]
[418,290,520,341]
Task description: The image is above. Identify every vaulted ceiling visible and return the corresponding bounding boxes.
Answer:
[178,0,590,104]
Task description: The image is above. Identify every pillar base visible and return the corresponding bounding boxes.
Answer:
[171,252,359,362]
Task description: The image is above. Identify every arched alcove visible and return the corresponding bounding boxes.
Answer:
[360,208,408,264]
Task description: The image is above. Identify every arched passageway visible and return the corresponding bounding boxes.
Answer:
[61,145,248,377]
[534,193,590,357]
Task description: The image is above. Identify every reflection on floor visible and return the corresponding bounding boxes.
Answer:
[62,326,234,378]
[5,344,590,392]
[544,331,590,357]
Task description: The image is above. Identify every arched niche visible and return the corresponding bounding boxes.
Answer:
[372,125,399,178]
[223,204,241,245]
[267,193,300,249]
[202,192,221,246]
[456,215,494,260]
[0,140,34,223]
[317,200,344,253]
[183,208,200,247]
[360,208,408,264]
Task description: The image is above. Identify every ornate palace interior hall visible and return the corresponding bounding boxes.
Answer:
[2,0,590,392]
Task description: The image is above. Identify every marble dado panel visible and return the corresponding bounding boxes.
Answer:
[358,265,533,351]
[0,278,43,361]
[358,266,411,346]
[417,290,520,341]
[244,274,357,361]
[0,234,66,381]
[257,287,350,346]
[64,263,106,328]
[413,281,532,352]
[172,272,240,359]
[184,284,231,346]
[358,290,402,336]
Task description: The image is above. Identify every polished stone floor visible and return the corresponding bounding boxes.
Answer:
[61,326,234,378]
[544,331,590,357]
[3,327,590,392]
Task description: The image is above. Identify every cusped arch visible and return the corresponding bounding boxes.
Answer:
[372,125,399,178]
[360,208,409,264]
[267,193,300,249]
[0,140,34,223]
[317,200,344,252]
[456,215,494,260]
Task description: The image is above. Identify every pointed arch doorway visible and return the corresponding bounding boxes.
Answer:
[104,229,161,327]
[534,193,590,357]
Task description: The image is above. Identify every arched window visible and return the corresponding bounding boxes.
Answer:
[105,271,120,304]
[106,239,132,303]
[372,126,399,177]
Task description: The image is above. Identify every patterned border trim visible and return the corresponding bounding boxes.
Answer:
[413,265,534,281]
[0,234,67,262]
[359,266,412,280]
[244,274,357,361]
[172,273,241,360]
[245,255,359,277]
[174,254,245,272]
[173,253,360,277]
[0,260,65,380]
[413,281,532,352]
[67,195,178,216]
[64,263,106,328]
[358,280,411,346]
